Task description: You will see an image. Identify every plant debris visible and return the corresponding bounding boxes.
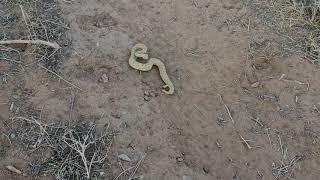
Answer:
[9,116,114,180]
[0,0,71,73]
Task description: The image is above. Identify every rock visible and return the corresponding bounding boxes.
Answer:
[101,74,109,83]
[176,156,184,162]
[147,144,156,152]
[10,133,16,139]
[251,82,260,88]
[149,92,155,97]
[99,171,105,177]
[9,103,14,112]
[144,91,150,96]
[144,96,151,101]
[118,154,131,162]
[203,166,210,174]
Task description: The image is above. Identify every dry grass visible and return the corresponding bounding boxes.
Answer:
[271,134,304,179]
[244,0,320,63]
[8,116,115,180]
[0,0,70,75]
[2,114,108,179]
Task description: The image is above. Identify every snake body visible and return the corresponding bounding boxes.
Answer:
[129,43,174,95]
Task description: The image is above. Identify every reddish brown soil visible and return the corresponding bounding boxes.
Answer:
[1,0,320,179]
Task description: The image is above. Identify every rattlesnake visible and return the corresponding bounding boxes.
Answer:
[129,43,174,95]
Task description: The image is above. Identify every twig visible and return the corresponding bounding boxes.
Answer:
[37,64,82,90]
[0,45,22,61]
[63,132,94,179]
[60,0,75,3]
[219,94,235,124]
[19,5,29,26]
[192,0,198,7]
[225,104,235,124]
[2,132,12,145]
[0,39,60,49]
[128,154,146,180]
[279,74,309,90]
[314,105,320,113]
[216,139,222,148]
[14,116,52,148]
[251,117,264,127]
[266,128,272,147]
[193,104,208,120]
[113,167,135,180]
[238,134,253,150]
[278,135,284,156]
[0,57,21,64]
[6,165,22,174]
[19,5,32,39]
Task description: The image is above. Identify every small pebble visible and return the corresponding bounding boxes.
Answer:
[147,144,156,152]
[203,166,210,174]
[99,172,105,176]
[251,82,260,88]
[176,156,184,162]
[149,92,155,97]
[144,96,151,101]
[10,133,16,139]
[9,103,14,112]
[101,74,109,83]
[118,154,131,162]
[144,91,150,96]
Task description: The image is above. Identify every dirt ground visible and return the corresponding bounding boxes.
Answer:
[1,0,320,179]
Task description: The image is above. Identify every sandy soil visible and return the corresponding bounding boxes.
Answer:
[1,0,320,179]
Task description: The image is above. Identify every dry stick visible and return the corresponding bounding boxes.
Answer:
[225,104,235,124]
[219,94,235,124]
[238,133,253,150]
[6,165,22,175]
[19,5,32,39]
[0,40,60,49]
[278,135,284,156]
[128,154,146,180]
[63,134,93,179]
[0,57,21,64]
[193,104,208,120]
[0,45,22,61]
[266,128,272,147]
[113,167,135,180]
[19,5,29,26]
[251,117,264,127]
[247,17,251,31]
[314,105,320,113]
[37,64,82,91]
[61,0,75,3]
[2,132,12,145]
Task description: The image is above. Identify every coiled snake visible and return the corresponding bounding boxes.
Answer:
[129,44,174,95]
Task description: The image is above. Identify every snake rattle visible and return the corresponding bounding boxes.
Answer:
[129,43,174,95]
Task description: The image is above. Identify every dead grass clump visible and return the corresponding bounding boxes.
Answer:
[271,138,304,180]
[10,116,114,179]
[0,0,71,73]
[243,0,320,62]
[270,0,320,61]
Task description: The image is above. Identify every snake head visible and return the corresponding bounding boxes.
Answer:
[134,51,149,60]
[132,44,149,59]
[162,85,174,95]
